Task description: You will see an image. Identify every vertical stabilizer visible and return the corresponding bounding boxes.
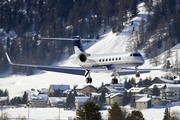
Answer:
[72,36,85,54]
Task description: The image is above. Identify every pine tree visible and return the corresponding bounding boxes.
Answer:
[76,101,102,120]
[108,104,124,120]
[126,110,144,120]
[163,108,170,120]
[22,92,27,104]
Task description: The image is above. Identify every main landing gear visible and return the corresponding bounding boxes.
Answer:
[112,71,119,84]
[85,70,92,83]
[135,67,140,77]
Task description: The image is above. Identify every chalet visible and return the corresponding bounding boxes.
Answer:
[127,87,152,95]
[48,85,70,96]
[135,97,151,109]
[160,84,180,101]
[149,84,166,90]
[75,96,90,108]
[76,85,97,96]
[46,97,67,108]
[135,95,163,109]
[105,93,124,105]
[0,97,8,106]
[27,94,48,108]
[100,83,126,94]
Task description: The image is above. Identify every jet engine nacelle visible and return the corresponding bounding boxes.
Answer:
[78,53,87,62]
[68,53,88,65]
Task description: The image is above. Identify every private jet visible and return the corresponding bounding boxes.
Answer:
[5,36,173,84]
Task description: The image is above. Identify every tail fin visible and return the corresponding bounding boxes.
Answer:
[71,36,85,54]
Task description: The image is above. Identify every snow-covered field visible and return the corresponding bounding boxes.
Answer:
[1,2,180,120]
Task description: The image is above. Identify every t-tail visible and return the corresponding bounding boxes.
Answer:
[71,36,85,54]
[39,36,98,54]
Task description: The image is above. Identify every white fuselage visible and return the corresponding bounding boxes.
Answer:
[69,52,144,71]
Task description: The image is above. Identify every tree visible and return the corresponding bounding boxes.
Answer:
[163,108,170,120]
[126,110,144,120]
[152,85,160,96]
[22,92,27,104]
[76,101,102,120]
[149,48,161,66]
[139,18,145,48]
[130,0,138,18]
[66,91,75,109]
[108,104,124,120]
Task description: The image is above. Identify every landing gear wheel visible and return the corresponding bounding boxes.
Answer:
[136,74,140,77]
[86,78,92,83]
[112,78,118,84]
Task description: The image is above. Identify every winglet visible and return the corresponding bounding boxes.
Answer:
[5,52,13,65]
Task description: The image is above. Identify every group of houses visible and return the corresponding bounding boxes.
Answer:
[0,77,180,110]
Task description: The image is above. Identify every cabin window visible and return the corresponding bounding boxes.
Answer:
[109,58,111,61]
[99,59,101,62]
[116,58,118,60]
[119,57,121,60]
[112,58,114,61]
[106,58,108,61]
[130,54,132,56]
[102,59,104,62]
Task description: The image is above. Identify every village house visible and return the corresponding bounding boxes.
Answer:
[149,84,166,91]
[105,93,124,105]
[91,92,101,102]
[135,95,163,109]
[46,97,67,108]
[100,83,126,94]
[0,97,8,106]
[75,96,90,108]
[48,84,70,96]
[27,94,48,108]
[160,84,180,101]
[127,87,152,95]
[75,85,97,96]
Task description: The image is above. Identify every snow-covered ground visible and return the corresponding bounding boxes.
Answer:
[1,2,180,120]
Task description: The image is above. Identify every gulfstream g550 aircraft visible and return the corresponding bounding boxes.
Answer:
[5,36,173,84]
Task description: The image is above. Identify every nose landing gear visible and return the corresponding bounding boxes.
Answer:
[112,71,119,84]
[135,67,140,77]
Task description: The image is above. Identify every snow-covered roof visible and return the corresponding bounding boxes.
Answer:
[91,92,101,97]
[48,97,67,104]
[38,88,49,94]
[166,84,180,89]
[76,85,97,90]
[0,97,8,102]
[77,92,85,96]
[50,85,70,92]
[28,94,48,101]
[75,96,90,103]
[136,97,151,102]
[133,94,148,97]
[127,87,145,93]
[156,77,174,84]
[149,84,165,89]
[105,93,124,98]
[105,86,126,93]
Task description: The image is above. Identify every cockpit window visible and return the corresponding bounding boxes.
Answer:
[132,53,142,56]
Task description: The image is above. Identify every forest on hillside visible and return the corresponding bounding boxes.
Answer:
[0,0,180,75]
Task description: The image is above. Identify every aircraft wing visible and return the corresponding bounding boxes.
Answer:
[5,52,106,76]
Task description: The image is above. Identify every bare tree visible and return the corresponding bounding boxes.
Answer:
[149,48,161,66]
